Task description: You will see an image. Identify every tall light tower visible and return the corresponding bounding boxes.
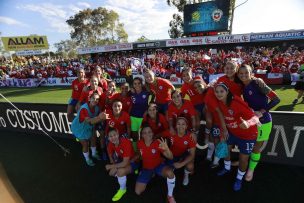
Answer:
[229,0,249,34]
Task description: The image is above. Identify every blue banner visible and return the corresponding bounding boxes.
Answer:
[250,30,304,42]
[183,0,230,35]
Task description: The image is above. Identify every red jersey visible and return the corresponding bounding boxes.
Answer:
[148,78,174,104]
[112,93,132,113]
[71,78,88,100]
[142,113,169,137]
[99,91,118,111]
[167,100,196,128]
[78,86,103,103]
[169,133,196,157]
[107,138,135,159]
[218,96,257,140]
[137,139,164,169]
[180,76,205,106]
[98,78,108,92]
[217,75,243,97]
[79,105,97,123]
[106,111,131,136]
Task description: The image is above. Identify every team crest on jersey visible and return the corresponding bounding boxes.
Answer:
[120,149,124,154]
[120,121,124,125]
[228,109,234,115]
[151,149,156,154]
[159,86,163,90]
[249,90,253,95]
[184,141,188,145]
[127,102,130,105]
[158,123,161,127]
[142,95,146,99]
[74,85,78,91]
[184,109,188,113]
[109,120,115,127]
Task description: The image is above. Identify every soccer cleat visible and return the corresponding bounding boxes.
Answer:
[210,163,219,169]
[167,195,176,203]
[134,169,139,175]
[182,175,189,186]
[292,99,298,105]
[85,159,95,166]
[245,169,254,182]
[233,179,242,191]
[112,189,126,201]
[217,168,230,176]
[92,154,102,161]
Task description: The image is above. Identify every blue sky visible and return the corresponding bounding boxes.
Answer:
[0,0,304,51]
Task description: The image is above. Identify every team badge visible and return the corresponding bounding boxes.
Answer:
[212,9,223,22]
[228,109,234,115]
[159,86,163,90]
[109,120,115,127]
[184,141,188,145]
[142,95,146,99]
[158,123,161,127]
[120,121,124,125]
[184,109,188,113]
[249,90,253,95]
[120,149,124,154]
[151,149,156,154]
[74,85,78,91]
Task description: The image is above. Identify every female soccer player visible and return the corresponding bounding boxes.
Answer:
[113,82,132,113]
[129,77,150,142]
[99,80,118,112]
[143,68,175,115]
[71,93,108,166]
[168,90,198,135]
[238,64,280,181]
[292,64,304,104]
[67,68,88,121]
[94,66,108,92]
[106,100,131,138]
[181,68,206,121]
[214,83,259,191]
[105,128,139,201]
[135,124,176,203]
[142,102,170,139]
[168,117,196,186]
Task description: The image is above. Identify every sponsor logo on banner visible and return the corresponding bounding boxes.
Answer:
[1,36,49,51]
[250,30,304,41]
[204,34,250,44]
[0,77,77,87]
[16,50,44,56]
[78,43,133,54]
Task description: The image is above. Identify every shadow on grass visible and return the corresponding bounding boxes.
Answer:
[275,104,296,111]
[0,87,69,98]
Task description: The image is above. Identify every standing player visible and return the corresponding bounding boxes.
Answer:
[135,124,176,203]
[105,128,139,201]
[129,77,150,143]
[67,68,88,121]
[168,117,196,186]
[94,66,108,92]
[214,83,259,191]
[238,64,280,181]
[292,64,304,104]
[143,68,175,115]
[113,82,132,113]
[142,102,170,139]
[71,93,108,166]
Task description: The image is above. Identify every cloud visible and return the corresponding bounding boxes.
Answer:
[105,0,177,41]
[0,16,29,27]
[77,2,91,8]
[18,2,92,34]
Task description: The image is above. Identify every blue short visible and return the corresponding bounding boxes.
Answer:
[227,133,256,155]
[68,98,78,106]
[113,155,139,173]
[211,125,221,138]
[194,104,205,118]
[136,163,167,184]
[156,103,169,115]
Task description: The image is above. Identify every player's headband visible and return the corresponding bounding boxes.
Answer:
[216,82,229,92]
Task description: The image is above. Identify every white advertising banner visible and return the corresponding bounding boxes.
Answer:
[78,43,133,54]
[15,50,44,56]
[204,34,251,45]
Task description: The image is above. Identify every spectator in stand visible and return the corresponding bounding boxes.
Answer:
[67,68,88,121]
[292,64,304,104]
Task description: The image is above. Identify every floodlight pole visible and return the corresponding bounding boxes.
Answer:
[229,0,249,34]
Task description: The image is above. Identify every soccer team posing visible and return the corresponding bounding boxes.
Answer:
[69,61,280,202]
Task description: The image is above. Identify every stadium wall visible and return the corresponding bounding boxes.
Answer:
[0,102,303,167]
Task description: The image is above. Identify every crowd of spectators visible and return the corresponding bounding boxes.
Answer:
[0,45,303,80]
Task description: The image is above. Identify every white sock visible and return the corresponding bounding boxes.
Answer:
[184,169,191,176]
[167,176,176,197]
[224,160,231,171]
[207,142,215,160]
[213,156,220,165]
[236,169,246,180]
[117,176,127,190]
[83,152,90,161]
[91,147,97,156]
